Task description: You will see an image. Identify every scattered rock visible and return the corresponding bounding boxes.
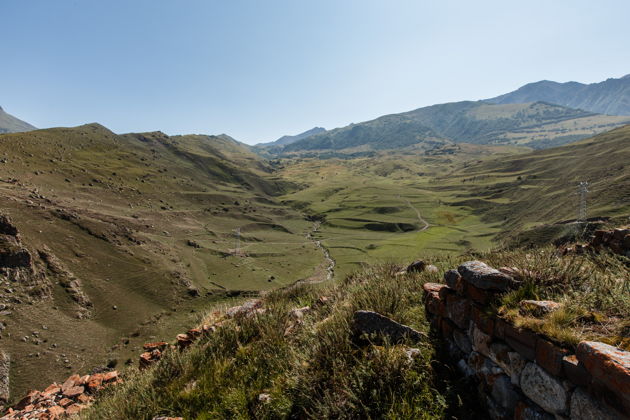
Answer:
[352,310,425,343]
[405,260,426,273]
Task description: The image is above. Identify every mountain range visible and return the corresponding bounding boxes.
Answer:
[261,74,630,156]
[273,100,630,154]
[0,105,36,133]
[487,73,630,115]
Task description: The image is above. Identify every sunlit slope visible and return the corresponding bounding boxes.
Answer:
[439,124,630,237]
[0,124,321,396]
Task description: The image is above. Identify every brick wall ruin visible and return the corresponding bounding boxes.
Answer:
[423,260,629,420]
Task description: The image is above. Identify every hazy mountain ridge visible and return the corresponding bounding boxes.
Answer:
[258,127,326,147]
[0,105,37,133]
[487,74,630,115]
[276,100,630,154]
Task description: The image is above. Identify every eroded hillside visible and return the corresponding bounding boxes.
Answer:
[0,124,324,396]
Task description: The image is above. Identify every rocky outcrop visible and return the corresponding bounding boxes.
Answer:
[423,260,628,419]
[564,227,630,257]
[38,248,92,317]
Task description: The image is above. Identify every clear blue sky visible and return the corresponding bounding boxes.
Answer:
[2,0,630,144]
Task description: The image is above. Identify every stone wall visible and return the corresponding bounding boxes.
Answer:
[423,261,629,420]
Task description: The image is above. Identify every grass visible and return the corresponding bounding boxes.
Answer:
[81,242,629,419]
[482,247,630,349]
[81,263,480,420]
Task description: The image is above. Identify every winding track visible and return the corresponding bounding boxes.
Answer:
[399,196,430,232]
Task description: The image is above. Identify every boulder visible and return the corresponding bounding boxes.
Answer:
[352,310,425,343]
[458,261,518,291]
[520,362,568,414]
[404,260,426,273]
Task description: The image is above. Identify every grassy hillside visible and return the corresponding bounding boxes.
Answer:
[81,245,628,419]
[276,126,629,276]
[0,124,324,397]
[439,124,630,243]
[275,101,630,154]
[0,106,36,134]
[488,74,630,116]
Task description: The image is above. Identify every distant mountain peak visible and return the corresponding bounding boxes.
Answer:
[258,127,326,147]
[487,74,630,116]
[0,106,37,134]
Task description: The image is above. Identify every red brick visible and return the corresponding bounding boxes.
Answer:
[143,341,169,351]
[466,283,497,305]
[562,355,591,387]
[58,397,73,407]
[62,385,84,398]
[425,291,442,315]
[471,304,494,335]
[48,405,65,417]
[494,318,508,340]
[577,341,630,407]
[536,338,569,376]
[66,403,84,415]
[446,294,471,329]
[103,370,119,382]
[422,282,445,295]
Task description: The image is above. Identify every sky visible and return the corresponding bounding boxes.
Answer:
[2,0,630,144]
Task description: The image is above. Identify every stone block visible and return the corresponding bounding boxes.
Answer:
[471,304,494,335]
[446,294,471,329]
[471,324,492,357]
[504,323,537,361]
[570,387,620,420]
[444,269,465,295]
[536,338,569,377]
[576,341,630,407]
[489,341,526,386]
[520,362,568,414]
[453,328,472,354]
[467,283,497,304]
[490,373,520,414]
[458,261,518,291]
